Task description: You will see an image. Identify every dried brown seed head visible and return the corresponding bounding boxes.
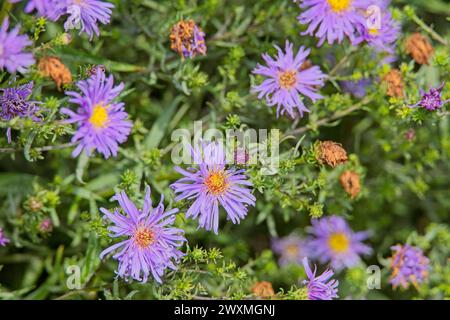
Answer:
[340,170,361,199]
[252,281,275,298]
[38,56,72,91]
[382,69,404,98]
[316,141,348,168]
[405,33,434,65]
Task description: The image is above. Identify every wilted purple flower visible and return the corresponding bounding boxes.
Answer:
[61,0,114,40]
[340,78,372,98]
[170,20,207,59]
[389,244,429,290]
[0,228,10,247]
[410,83,449,111]
[100,186,186,283]
[272,234,307,266]
[252,41,326,118]
[61,70,132,159]
[306,215,372,271]
[297,0,366,46]
[170,142,256,234]
[0,18,35,74]
[0,82,40,143]
[302,257,339,300]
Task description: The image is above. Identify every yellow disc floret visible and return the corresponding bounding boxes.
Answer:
[328,232,350,253]
[89,104,109,129]
[327,0,351,12]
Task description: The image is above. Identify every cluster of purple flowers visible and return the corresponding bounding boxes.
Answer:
[271,215,372,300]
[9,0,114,39]
[272,215,371,271]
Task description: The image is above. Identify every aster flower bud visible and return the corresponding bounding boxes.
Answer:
[404,129,416,142]
[382,69,404,98]
[39,218,53,234]
[405,33,434,65]
[170,20,207,59]
[316,141,348,168]
[38,56,72,91]
[27,197,43,212]
[340,170,361,199]
[252,281,275,298]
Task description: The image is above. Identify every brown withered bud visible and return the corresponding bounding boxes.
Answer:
[27,197,43,212]
[340,170,361,199]
[382,69,404,98]
[252,281,275,298]
[38,56,72,91]
[316,141,348,168]
[405,33,434,65]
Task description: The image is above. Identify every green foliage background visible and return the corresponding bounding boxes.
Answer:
[0,0,449,300]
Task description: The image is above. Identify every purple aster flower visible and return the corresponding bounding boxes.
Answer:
[61,70,132,159]
[306,215,372,271]
[8,0,65,19]
[100,186,186,283]
[389,244,430,290]
[170,141,256,234]
[359,11,400,58]
[39,218,53,234]
[0,18,35,74]
[340,78,372,98]
[302,257,339,300]
[252,41,327,118]
[272,234,307,266]
[297,0,367,46]
[61,0,114,40]
[410,83,449,111]
[0,81,40,143]
[0,228,10,247]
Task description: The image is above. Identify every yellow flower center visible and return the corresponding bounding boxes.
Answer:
[369,28,379,36]
[327,0,351,12]
[89,104,109,129]
[205,171,228,195]
[286,244,299,258]
[134,227,154,248]
[328,232,350,253]
[278,70,297,89]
